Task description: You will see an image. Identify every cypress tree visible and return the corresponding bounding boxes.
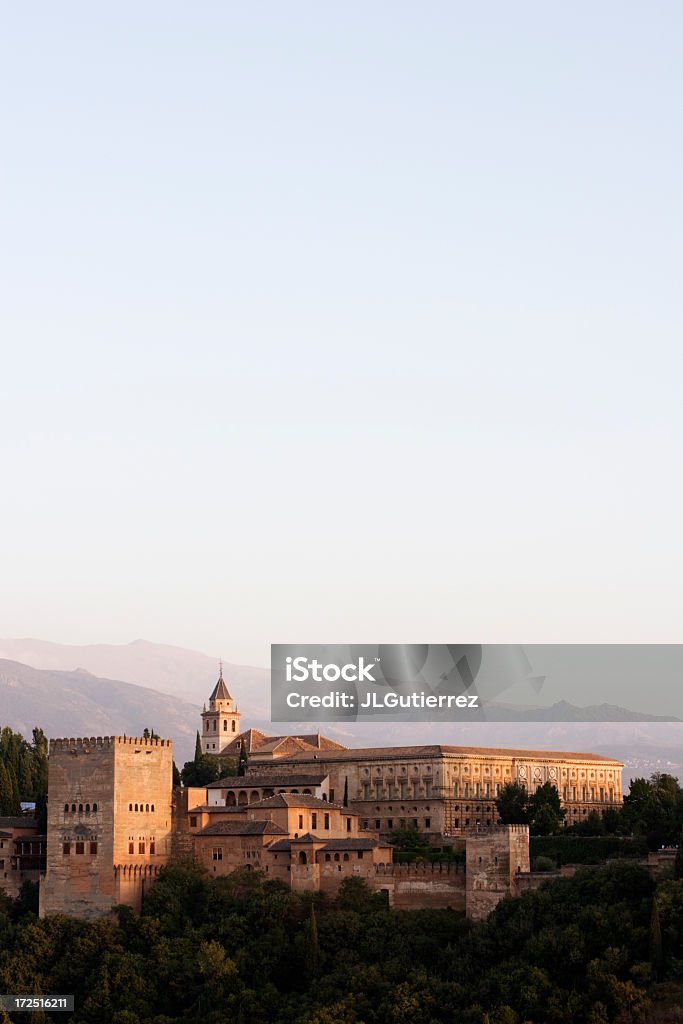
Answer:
[194,731,203,761]
[238,738,248,777]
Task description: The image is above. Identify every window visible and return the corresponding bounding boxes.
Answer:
[325,853,331,861]
[93,804,97,812]
[213,720,216,731]
[78,804,83,813]
[425,818,431,828]
[135,804,138,812]
[324,814,330,830]
[212,847,223,861]
[129,842,134,854]
[146,804,149,812]
[375,819,381,829]
[85,804,90,813]
[329,789,335,802]
[150,841,155,855]
[63,842,71,855]
[343,853,349,861]
[357,851,364,860]
[346,817,351,833]
[190,816,197,827]
[224,720,227,731]
[89,842,98,855]
[311,813,317,829]
[151,804,154,812]
[64,803,69,814]
[139,841,145,854]
[71,803,76,812]
[75,842,84,855]
[232,721,236,732]
[298,815,303,829]
[388,818,393,829]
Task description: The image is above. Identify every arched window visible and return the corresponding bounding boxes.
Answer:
[151,804,154,812]
[325,853,331,861]
[298,852,307,865]
[85,804,90,813]
[78,804,83,813]
[93,803,97,812]
[334,853,340,862]
[232,721,236,732]
[145,804,149,812]
[64,803,69,814]
[343,853,349,861]
[129,803,133,811]
[135,804,138,812]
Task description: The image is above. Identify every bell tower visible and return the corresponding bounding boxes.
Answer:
[201,663,241,754]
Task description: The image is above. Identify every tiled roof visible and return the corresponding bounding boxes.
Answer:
[248,794,346,810]
[290,833,322,844]
[0,817,39,829]
[206,772,327,790]
[266,839,292,852]
[320,838,386,850]
[215,730,347,758]
[198,820,288,837]
[273,744,623,765]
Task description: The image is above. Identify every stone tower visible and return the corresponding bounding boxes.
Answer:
[465,825,531,921]
[40,735,173,920]
[201,665,240,754]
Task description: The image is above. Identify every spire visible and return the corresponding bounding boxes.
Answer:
[209,661,232,702]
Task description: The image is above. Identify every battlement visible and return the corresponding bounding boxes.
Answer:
[49,736,171,754]
[466,824,530,837]
[374,861,463,877]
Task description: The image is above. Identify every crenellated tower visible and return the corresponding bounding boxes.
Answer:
[201,663,241,754]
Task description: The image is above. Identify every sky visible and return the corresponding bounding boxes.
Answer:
[1,2,682,669]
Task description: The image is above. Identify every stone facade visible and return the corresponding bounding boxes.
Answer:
[0,817,45,899]
[40,735,173,919]
[465,825,531,921]
[254,745,623,838]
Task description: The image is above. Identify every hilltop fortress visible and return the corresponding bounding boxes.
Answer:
[34,669,624,922]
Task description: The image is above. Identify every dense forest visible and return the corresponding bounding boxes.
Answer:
[1,860,683,1023]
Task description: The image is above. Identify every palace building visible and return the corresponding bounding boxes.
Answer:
[34,668,625,922]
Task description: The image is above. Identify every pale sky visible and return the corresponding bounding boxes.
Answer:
[1,2,682,668]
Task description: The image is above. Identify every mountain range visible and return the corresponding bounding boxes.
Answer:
[1,638,681,780]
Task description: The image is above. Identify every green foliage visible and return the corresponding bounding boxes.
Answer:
[530,834,649,866]
[181,754,237,787]
[3,859,683,1022]
[0,724,48,814]
[496,782,530,825]
[238,737,248,777]
[529,782,566,835]
[389,823,430,859]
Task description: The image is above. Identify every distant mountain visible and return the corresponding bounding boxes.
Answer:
[0,637,271,716]
[1,639,682,787]
[0,658,199,764]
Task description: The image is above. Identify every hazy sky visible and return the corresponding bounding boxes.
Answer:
[2,3,682,668]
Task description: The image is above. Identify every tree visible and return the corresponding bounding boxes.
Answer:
[172,761,182,788]
[496,782,530,825]
[390,824,430,859]
[650,897,664,980]
[194,731,203,761]
[238,738,248,777]
[529,782,566,835]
